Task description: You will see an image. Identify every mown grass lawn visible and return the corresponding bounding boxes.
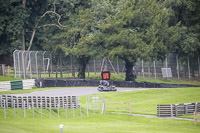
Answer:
[0,113,200,133]
[0,87,200,132]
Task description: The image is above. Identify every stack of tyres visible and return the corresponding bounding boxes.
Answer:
[10,80,23,90]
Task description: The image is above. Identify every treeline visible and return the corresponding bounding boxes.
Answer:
[0,0,199,80]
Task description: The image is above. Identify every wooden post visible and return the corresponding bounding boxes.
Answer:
[175,104,178,116]
[194,112,197,125]
[129,102,131,116]
[195,102,198,112]
[170,104,173,117]
[184,103,188,115]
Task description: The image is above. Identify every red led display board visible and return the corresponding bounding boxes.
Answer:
[101,71,110,80]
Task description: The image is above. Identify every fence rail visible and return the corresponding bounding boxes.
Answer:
[157,103,200,117]
[104,101,131,115]
[0,95,79,109]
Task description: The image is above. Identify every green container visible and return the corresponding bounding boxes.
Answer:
[10,80,23,90]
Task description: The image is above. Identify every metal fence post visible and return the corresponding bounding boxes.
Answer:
[32,102,34,119]
[35,51,39,79]
[86,96,89,117]
[24,101,26,118]
[65,104,67,120]
[60,124,63,133]
[153,60,156,79]
[73,104,75,119]
[176,54,180,80]
[49,103,51,119]
[41,103,42,119]
[187,56,191,79]
[14,100,16,118]
[170,104,173,117]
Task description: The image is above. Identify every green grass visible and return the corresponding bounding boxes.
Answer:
[0,113,199,133]
[0,87,200,132]
[0,75,22,81]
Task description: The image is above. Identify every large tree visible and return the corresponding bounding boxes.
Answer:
[100,0,179,81]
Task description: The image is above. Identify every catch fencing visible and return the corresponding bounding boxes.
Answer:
[12,50,200,80]
[157,102,200,117]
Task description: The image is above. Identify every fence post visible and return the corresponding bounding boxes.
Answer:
[58,104,60,119]
[4,100,6,118]
[0,95,2,108]
[73,104,75,119]
[158,105,160,117]
[93,102,95,115]
[32,102,34,119]
[49,103,51,119]
[24,101,26,118]
[104,99,106,114]
[153,60,156,79]
[142,60,144,79]
[80,104,82,117]
[175,104,178,116]
[184,103,188,115]
[170,104,173,117]
[176,54,180,80]
[41,103,42,119]
[129,102,131,116]
[187,56,191,79]
[60,124,63,133]
[65,104,67,120]
[14,100,16,118]
[99,101,102,114]
[195,102,197,112]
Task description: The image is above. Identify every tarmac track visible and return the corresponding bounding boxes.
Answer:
[11,87,163,96]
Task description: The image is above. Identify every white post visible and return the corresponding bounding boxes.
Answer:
[80,104,82,117]
[73,104,75,119]
[4,100,6,118]
[24,101,26,118]
[49,103,51,119]
[22,51,26,79]
[65,104,67,120]
[142,60,144,79]
[14,100,16,118]
[29,51,33,79]
[187,56,191,79]
[35,51,39,79]
[13,50,17,78]
[154,60,156,79]
[93,102,95,115]
[43,51,46,79]
[60,124,63,133]
[176,54,180,80]
[18,51,21,78]
[165,56,168,68]
[58,104,60,119]
[40,103,42,119]
[32,102,34,119]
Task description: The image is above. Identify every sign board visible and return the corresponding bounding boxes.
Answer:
[161,68,172,78]
[101,71,110,80]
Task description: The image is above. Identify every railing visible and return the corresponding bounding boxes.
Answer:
[104,101,132,115]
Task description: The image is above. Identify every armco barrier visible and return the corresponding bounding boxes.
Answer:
[11,80,23,90]
[35,79,200,88]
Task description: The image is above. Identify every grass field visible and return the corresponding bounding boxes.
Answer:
[0,87,200,132]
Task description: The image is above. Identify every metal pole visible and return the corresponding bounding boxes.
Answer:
[94,59,96,75]
[43,51,46,79]
[18,51,21,78]
[187,56,191,79]
[93,102,95,115]
[13,50,17,78]
[29,51,33,79]
[165,56,168,68]
[35,51,39,79]
[142,60,144,79]
[117,56,120,74]
[154,60,156,79]
[176,54,180,80]
[22,51,26,79]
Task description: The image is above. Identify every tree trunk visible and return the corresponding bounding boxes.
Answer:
[78,56,90,79]
[125,59,136,81]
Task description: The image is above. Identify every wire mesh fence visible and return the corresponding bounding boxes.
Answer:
[11,50,200,80]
